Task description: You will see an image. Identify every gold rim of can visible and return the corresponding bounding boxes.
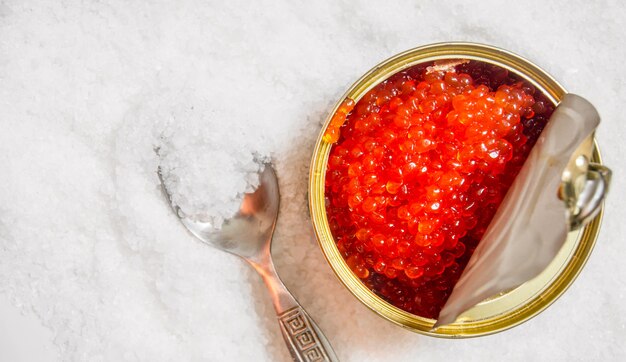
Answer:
[308,42,604,338]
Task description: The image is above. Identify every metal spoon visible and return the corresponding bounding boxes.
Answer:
[157,164,338,362]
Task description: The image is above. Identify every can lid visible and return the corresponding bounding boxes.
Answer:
[435,93,611,328]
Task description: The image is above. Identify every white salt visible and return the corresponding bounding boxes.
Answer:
[158,145,262,227]
[149,93,265,228]
[0,1,625,361]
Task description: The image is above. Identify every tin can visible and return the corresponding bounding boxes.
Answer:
[308,42,606,337]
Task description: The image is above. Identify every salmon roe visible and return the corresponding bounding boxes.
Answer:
[325,60,554,318]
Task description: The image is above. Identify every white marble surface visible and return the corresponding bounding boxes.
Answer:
[1,1,625,361]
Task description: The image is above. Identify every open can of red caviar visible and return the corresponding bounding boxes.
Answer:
[308,42,606,337]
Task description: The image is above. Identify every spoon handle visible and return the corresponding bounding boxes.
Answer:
[253,260,339,362]
[277,305,339,362]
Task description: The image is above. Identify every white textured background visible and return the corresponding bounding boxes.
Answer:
[0,1,624,361]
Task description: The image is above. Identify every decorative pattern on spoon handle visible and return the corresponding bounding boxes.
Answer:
[278,306,338,362]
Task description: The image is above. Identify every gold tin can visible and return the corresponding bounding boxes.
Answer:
[308,42,605,338]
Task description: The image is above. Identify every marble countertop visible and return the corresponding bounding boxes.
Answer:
[0,1,624,361]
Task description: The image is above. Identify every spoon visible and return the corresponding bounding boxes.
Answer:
[157,163,338,362]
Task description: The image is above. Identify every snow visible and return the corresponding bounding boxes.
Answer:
[0,0,625,361]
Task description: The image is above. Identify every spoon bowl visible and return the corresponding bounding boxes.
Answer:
[159,166,279,259]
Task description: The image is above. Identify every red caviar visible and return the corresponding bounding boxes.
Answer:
[325,60,554,318]
[323,99,356,144]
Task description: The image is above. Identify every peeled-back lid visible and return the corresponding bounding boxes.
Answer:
[436,94,611,328]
